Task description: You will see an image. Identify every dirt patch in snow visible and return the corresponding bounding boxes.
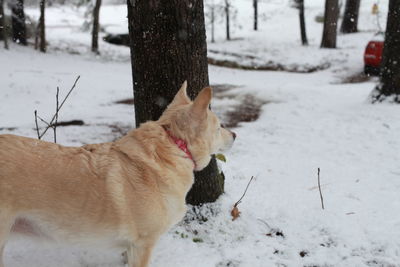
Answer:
[340,72,373,84]
[208,50,330,73]
[208,57,330,73]
[113,84,267,130]
[212,84,267,128]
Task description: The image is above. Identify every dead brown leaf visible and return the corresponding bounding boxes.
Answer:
[231,205,241,221]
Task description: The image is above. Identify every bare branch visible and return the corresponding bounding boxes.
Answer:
[34,110,41,139]
[36,115,50,126]
[54,86,59,143]
[234,175,255,207]
[39,76,80,139]
[318,168,325,210]
[257,218,272,230]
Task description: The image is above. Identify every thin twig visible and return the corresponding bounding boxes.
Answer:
[257,218,272,230]
[54,87,59,143]
[318,168,325,210]
[234,176,255,207]
[39,76,80,139]
[37,115,51,127]
[34,110,41,139]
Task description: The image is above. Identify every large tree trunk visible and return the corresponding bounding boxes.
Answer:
[321,0,339,48]
[225,0,230,40]
[253,0,258,31]
[340,0,360,33]
[127,0,224,205]
[298,0,308,45]
[91,0,101,53]
[39,0,46,52]
[11,0,26,45]
[0,0,8,49]
[371,0,400,102]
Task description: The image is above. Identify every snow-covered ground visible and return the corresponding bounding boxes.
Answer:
[1,0,400,266]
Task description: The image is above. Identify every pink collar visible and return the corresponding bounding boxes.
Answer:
[164,127,196,169]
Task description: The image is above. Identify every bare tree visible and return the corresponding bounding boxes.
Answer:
[11,0,27,45]
[297,0,308,45]
[205,0,217,43]
[39,0,46,52]
[91,0,101,53]
[127,0,225,205]
[0,0,8,49]
[253,0,258,31]
[211,3,215,42]
[371,0,400,102]
[340,0,361,33]
[321,0,339,48]
[225,0,230,40]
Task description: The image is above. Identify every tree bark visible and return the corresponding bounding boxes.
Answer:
[372,0,400,102]
[225,0,230,40]
[39,0,46,52]
[0,0,8,49]
[211,5,215,43]
[91,0,102,53]
[127,0,224,205]
[340,0,360,33]
[321,0,339,48]
[11,0,27,45]
[253,0,258,31]
[298,0,308,45]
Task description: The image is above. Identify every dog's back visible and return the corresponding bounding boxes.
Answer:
[0,134,125,243]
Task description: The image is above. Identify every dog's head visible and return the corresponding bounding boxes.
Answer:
[159,81,236,171]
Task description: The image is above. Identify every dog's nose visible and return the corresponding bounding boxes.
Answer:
[232,131,236,140]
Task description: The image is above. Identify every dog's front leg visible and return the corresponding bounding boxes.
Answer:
[126,241,156,267]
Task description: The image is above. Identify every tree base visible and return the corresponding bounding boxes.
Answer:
[186,157,225,206]
[370,86,400,103]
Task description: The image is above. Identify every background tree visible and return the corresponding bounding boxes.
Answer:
[127,0,224,205]
[225,0,230,40]
[0,0,8,49]
[321,0,339,48]
[340,0,361,33]
[205,0,217,43]
[253,0,258,31]
[371,0,400,103]
[39,0,46,52]
[91,0,101,53]
[11,0,27,45]
[295,0,308,45]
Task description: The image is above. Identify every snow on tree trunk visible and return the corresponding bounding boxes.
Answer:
[321,0,339,48]
[91,0,101,53]
[371,0,400,102]
[11,0,27,45]
[127,0,224,205]
[340,0,360,34]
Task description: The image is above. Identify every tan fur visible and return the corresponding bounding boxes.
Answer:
[0,82,235,267]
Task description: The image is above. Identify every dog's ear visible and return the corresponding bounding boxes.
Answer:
[171,81,190,106]
[191,86,212,119]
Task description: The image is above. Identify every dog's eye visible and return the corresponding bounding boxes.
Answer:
[220,124,225,128]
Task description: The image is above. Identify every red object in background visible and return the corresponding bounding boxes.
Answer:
[364,33,384,75]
